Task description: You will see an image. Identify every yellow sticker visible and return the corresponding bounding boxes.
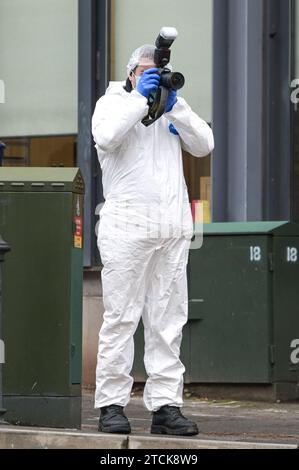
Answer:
[74,235,82,249]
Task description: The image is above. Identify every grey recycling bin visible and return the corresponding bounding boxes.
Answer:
[0,235,10,417]
[186,221,299,400]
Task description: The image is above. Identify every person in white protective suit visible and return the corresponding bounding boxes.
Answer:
[92,44,214,436]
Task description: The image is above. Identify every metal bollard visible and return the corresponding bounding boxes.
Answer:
[0,234,11,416]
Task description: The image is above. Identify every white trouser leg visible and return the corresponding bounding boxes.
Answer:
[95,234,156,409]
[142,237,190,411]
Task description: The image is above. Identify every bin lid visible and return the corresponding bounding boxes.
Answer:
[202,221,299,236]
[0,167,84,194]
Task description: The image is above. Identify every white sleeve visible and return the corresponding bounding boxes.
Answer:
[166,97,214,158]
[92,90,149,152]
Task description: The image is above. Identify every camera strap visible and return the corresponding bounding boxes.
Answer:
[142,86,169,127]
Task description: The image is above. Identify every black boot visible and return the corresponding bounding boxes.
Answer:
[151,405,199,436]
[99,405,131,434]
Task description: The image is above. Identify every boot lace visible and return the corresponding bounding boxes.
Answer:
[166,406,184,418]
[105,405,124,417]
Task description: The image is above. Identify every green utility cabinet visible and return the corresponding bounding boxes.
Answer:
[133,222,299,401]
[0,168,84,428]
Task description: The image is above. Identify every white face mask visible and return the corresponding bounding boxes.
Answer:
[135,75,141,88]
[131,72,141,89]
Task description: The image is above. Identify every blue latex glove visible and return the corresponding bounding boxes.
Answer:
[165,89,177,113]
[136,68,160,99]
[169,123,179,136]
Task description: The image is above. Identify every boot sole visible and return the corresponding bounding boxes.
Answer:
[99,423,131,434]
[151,424,199,436]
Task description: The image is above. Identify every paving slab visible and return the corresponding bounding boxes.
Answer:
[0,427,127,449]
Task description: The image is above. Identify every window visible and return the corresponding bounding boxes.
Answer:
[0,0,78,167]
[292,0,299,221]
[111,0,213,216]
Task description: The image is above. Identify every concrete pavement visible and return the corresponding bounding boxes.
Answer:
[0,389,298,449]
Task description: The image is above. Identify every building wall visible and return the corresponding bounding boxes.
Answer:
[112,0,212,123]
[82,271,103,389]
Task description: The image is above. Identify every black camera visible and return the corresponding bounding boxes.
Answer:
[142,27,185,127]
[154,27,185,91]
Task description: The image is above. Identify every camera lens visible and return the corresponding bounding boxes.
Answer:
[169,72,185,90]
[160,72,185,90]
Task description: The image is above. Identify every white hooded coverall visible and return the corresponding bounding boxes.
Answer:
[92,82,214,411]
